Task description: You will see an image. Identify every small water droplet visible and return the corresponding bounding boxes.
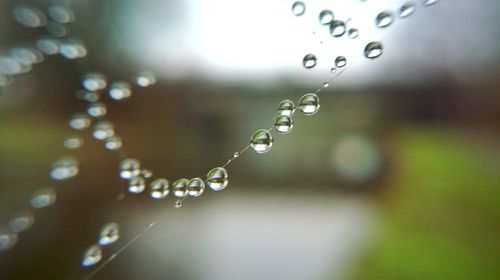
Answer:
[348,28,359,39]
[319,10,334,25]
[399,2,416,18]
[302,54,317,69]
[82,73,107,91]
[274,115,294,134]
[330,20,346,37]
[174,200,183,208]
[291,1,306,16]
[98,223,120,246]
[172,178,189,198]
[375,11,394,28]
[10,48,44,65]
[64,135,84,149]
[109,81,132,100]
[335,56,347,68]
[46,22,69,37]
[82,244,102,267]
[36,37,60,55]
[278,99,295,116]
[150,178,169,199]
[69,113,91,130]
[50,157,79,180]
[9,212,34,233]
[233,152,240,158]
[330,67,337,73]
[76,90,100,102]
[105,136,122,150]
[134,71,156,87]
[141,169,153,178]
[0,231,18,251]
[323,82,329,88]
[206,167,229,191]
[298,93,320,115]
[87,102,107,117]
[250,129,273,153]
[423,0,439,6]
[119,159,141,179]
[30,187,56,208]
[187,178,205,197]
[12,6,47,28]
[47,5,74,23]
[60,39,87,59]
[92,121,114,140]
[128,176,145,194]
[364,41,384,59]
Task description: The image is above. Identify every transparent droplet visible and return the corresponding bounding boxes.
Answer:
[399,2,416,18]
[46,22,69,37]
[319,10,334,25]
[109,81,132,100]
[69,114,91,130]
[47,5,74,23]
[50,157,79,180]
[0,231,18,251]
[298,93,320,115]
[82,244,102,267]
[250,129,273,153]
[302,54,317,69]
[105,136,122,150]
[92,121,114,140]
[12,6,47,28]
[119,159,141,179]
[30,187,56,209]
[278,99,295,116]
[98,223,120,246]
[348,28,359,39]
[206,167,229,191]
[330,67,336,73]
[323,82,329,88]
[150,178,169,199]
[274,115,294,134]
[375,11,394,28]
[174,200,183,208]
[10,48,44,65]
[330,20,346,37]
[233,152,240,158]
[423,0,439,6]
[134,71,156,87]
[128,176,145,194]
[141,169,153,179]
[76,90,100,102]
[64,135,84,149]
[364,41,384,59]
[82,73,107,91]
[187,178,205,197]
[36,37,60,55]
[291,1,305,16]
[9,212,34,233]
[59,39,87,59]
[172,178,189,198]
[335,56,347,68]
[87,102,107,118]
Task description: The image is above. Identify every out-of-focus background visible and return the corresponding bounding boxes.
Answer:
[1,0,499,279]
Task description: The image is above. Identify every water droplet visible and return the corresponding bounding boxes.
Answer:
[302,54,317,69]
[348,28,359,39]
[298,93,320,115]
[82,73,107,91]
[46,22,69,37]
[399,2,416,18]
[134,71,156,87]
[323,82,329,88]
[0,231,18,251]
[330,67,336,73]
[291,1,305,16]
[82,244,102,267]
[335,56,347,68]
[10,48,44,65]
[76,90,100,102]
[172,178,189,198]
[36,37,60,55]
[206,167,229,191]
[30,188,56,209]
[150,178,169,199]
[375,11,394,28]
[233,152,240,158]
[141,169,153,178]
[93,121,114,140]
[128,176,145,194]
[364,41,384,59]
[274,115,294,134]
[98,223,120,246]
[174,200,183,208]
[69,113,91,130]
[9,212,34,233]
[59,39,87,59]
[50,157,79,180]
[87,102,107,118]
[119,159,141,179]
[109,81,132,100]
[319,10,334,25]
[187,178,205,197]
[329,20,346,37]
[12,6,47,28]
[0,56,27,75]
[105,136,122,150]
[47,5,74,23]
[278,99,295,116]
[423,0,439,6]
[250,129,273,153]
[64,135,84,149]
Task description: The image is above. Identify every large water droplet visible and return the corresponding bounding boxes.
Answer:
[298,93,320,115]
[82,244,102,267]
[109,82,132,100]
[250,129,273,153]
[150,178,169,199]
[364,41,384,59]
[302,54,317,69]
[98,223,120,246]
[423,0,439,6]
[375,11,394,28]
[64,135,84,149]
[69,113,91,130]
[274,116,294,134]
[87,102,107,118]
[335,56,347,68]
[92,121,114,140]
[82,73,107,91]
[119,159,141,179]
[9,212,34,233]
[172,178,189,198]
[50,157,79,180]
[348,28,359,39]
[319,10,334,25]
[105,136,122,150]
[12,6,47,28]
[128,176,145,194]
[206,167,229,191]
[134,72,157,87]
[187,178,205,197]
[47,5,74,23]
[291,1,305,16]
[330,20,346,37]
[399,2,416,18]
[278,99,295,116]
[0,231,18,251]
[30,188,56,209]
